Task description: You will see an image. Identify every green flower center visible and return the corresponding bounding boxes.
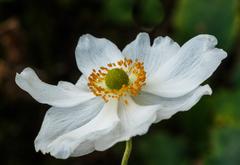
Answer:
[105,68,129,90]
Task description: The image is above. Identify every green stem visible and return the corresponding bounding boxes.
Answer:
[121,138,132,165]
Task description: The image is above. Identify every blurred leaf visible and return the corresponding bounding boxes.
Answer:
[173,0,239,50]
[175,97,213,158]
[210,89,240,128]
[133,0,164,27]
[202,89,240,164]
[205,127,240,165]
[134,132,188,165]
[103,0,133,25]
[232,62,240,87]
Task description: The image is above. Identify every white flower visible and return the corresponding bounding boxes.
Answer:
[15,33,227,159]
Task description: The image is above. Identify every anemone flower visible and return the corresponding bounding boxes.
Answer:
[15,33,227,164]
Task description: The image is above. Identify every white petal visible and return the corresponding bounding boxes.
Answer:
[98,89,210,151]
[145,34,227,97]
[122,33,151,76]
[148,36,180,74]
[15,67,95,107]
[75,34,123,77]
[94,96,160,151]
[122,33,180,77]
[46,99,119,159]
[35,97,104,154]
[75,75,89,91]
[134,85,212,123]
[122,32,150,61]
[118,97,158,137]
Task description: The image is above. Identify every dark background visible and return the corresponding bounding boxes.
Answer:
[0,0,240,164]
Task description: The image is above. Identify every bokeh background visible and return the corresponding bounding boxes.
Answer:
[0,0,240,164]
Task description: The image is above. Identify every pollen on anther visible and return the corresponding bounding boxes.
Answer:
[87,58,146,102]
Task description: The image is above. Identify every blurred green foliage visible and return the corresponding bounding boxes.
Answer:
[135,133,188,165]
[0,0,240,165]
[204,89,240,164]
[174,0,239,50]
[103,0,133,25]
[206,127,240,165]
[134,0,164,27]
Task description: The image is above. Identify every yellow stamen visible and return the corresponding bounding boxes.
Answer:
[88,58,146,102]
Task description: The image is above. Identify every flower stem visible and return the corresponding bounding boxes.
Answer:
[121,138,132,165]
